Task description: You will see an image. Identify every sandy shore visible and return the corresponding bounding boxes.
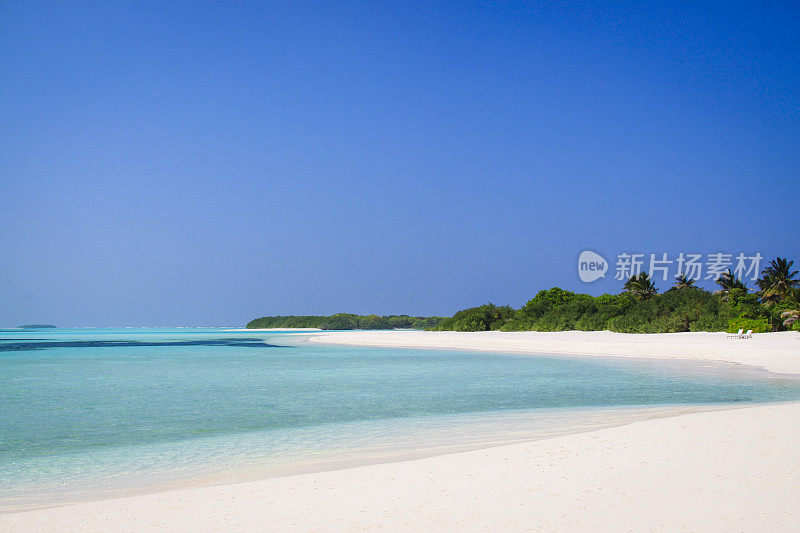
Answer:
[3,331,800,531]
[307,329,800,375]
[227,328,323,331]
[3,403,799,532]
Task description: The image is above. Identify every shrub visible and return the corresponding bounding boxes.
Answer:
[434,304,514,331]
[726,317,770,333]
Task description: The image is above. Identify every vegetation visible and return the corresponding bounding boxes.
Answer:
[246,314,443,330]
[623,272,658,300]
[247,256,799,334]
[671,273,697,291]
[716,269,748,295]
[433,288,727,333]
[433,256,800,334]
[758,258,799,303]
[433,304,514,332]
[782,308,799,328]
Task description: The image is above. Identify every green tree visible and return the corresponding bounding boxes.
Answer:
[672,273,697,291]
[435,303,514,331]
[757,257,799,303]
[519,288,585,319]
[623,272,657,300]
[715,269,747,298]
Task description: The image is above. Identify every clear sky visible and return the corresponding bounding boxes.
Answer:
[1,1,798,327]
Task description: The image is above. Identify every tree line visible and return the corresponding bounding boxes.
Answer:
[246,314,443,330]
[246,257,798,334]
[433,257,799,333]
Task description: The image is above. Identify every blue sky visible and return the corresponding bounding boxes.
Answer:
[1,1,798,326]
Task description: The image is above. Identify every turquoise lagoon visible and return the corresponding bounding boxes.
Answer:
[2,328,799,511]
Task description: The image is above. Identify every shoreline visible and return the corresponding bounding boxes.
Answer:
[4,402,799,531]
[306,330,800,375]
[226,327,323,331]
[3,330,800,531]
[2,401,763,515]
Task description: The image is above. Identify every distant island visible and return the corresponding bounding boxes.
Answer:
[18,324,57,329]
[248,257,799,334]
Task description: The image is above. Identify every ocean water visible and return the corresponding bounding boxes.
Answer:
[1,328,799,511]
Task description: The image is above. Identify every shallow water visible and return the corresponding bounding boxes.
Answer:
[1,328,799,511]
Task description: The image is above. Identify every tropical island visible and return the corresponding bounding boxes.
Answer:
[17,324,57,329]
[247,257,799,334]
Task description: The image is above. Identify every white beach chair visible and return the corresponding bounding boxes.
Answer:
[741,330,753,339]
[727,329,743,339]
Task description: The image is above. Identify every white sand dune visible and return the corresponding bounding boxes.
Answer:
[3,331,800,532]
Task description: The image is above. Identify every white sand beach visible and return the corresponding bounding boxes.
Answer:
[307,329,800,375]
[228,328,324,331]
[3,331,800,532]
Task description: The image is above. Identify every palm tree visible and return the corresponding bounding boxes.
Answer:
[757,257,799,303]
[714,269,747,301]
[624,272,658,300]
[673,273,697,290]
[716,269,747,293]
